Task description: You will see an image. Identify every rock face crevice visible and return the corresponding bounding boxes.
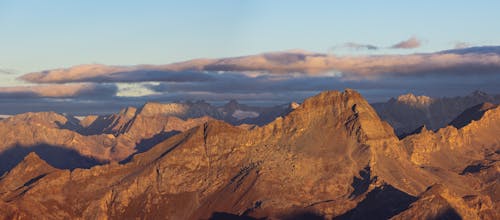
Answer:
[0,89,498,219]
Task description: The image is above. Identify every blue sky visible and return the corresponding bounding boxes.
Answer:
[2,0,500,74]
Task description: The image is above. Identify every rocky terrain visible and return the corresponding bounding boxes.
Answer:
[372,91,500,137]
[0,107,211,175]
[0,89,498,219]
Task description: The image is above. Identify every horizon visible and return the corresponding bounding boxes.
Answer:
[1,1,500,115]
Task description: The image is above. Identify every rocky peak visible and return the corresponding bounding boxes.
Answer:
[78,115,99,128]
[4,111,66,123]
[223,100,240,112]
[290,89,395,141]
[470,90,490,98]
[289,101,300,110]
[137,101,222,120]
[20,152,45,165]
[138,102,189,117]
[0,152,56,193]
[2,111,70,129]
[396,93,433,107]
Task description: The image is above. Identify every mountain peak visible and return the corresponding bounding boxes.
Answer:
[223,99,240,112]
[0,152,56,193]
[300,89,363,108]
[289,101,300,110]
[139,102,188,117]
[287,89,397,143]
[396,93,433,107]
[470,90,490,98]
[23,152,43,163]
[3,111,69,129]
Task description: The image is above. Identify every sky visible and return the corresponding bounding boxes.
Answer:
[1,0,500,114]
[2,0,500,74]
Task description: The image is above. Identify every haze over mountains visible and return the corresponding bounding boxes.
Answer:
[0,89,498,219]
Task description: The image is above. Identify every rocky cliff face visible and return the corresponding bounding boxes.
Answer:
[402,104,500,171]
[0,90,498,219]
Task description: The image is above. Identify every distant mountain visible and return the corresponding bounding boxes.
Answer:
[0,110,210,175]
[0,89,497,219]
[438,45,500,55]
[449,102,498,129]
[372,91,500,136]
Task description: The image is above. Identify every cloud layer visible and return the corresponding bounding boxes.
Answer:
[0,83,117,98]
[0,45,499,115]
[20,45,500,85]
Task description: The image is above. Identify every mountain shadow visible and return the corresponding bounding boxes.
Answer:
[0,144,106,175]
[335,184,417,220]
[208,212,258,220]
[349,166,372,198]
[208,210,325,220]
[119,130,180,164]
[434,207,462,220]
[279,210,326,220]
[55,115,84,131]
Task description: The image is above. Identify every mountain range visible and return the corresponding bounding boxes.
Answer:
[372,91,500,137]
[0,89,498,219]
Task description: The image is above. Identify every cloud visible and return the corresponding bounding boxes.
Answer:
[142,70,500,103]
[0,83,117,98]
[20,65,214,83]
[333,42,379,51]
[390,37,421,49]
[20,46,500,84]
